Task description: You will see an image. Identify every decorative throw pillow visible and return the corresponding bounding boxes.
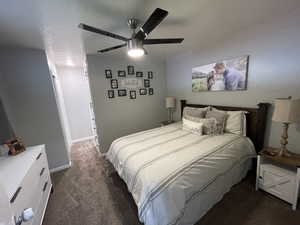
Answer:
[182,117,203,135]
[184,116,218,135]
[212,108,247,136]
[183,106,210,119]
[205,110,227,135]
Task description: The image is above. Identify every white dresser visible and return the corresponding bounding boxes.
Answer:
[0,145,52,225]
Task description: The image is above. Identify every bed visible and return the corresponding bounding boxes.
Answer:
[106,100,269,225]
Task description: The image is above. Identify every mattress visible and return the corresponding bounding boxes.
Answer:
[106,122,256,225]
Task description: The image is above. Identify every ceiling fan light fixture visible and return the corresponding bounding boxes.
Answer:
[127,39,144,58]
[128,48,145,57]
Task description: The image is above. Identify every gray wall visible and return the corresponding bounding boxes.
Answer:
[56,66,93,141]
[166,8,300,153]
[0,48,70,169]
[87,55,167,152]
[0,97,14,144]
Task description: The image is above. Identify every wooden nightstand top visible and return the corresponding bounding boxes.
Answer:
[260,147,300,167]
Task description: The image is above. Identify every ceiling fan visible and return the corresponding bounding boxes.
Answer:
[78,8,184,57]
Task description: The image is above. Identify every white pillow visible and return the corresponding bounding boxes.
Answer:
[212,108,247,136]
[184,116,218,135]
[182,117,203,135]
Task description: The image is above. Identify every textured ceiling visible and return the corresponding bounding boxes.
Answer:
[0,0,299,67]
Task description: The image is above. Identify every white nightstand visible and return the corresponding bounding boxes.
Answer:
[256,148,300,210]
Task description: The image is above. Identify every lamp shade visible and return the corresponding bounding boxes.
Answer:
[165,97,176,109]
[272,98,300,123]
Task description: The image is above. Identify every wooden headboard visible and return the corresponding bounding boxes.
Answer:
[180,100,270,152]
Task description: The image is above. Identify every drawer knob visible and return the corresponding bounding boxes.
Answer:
[15,208,34,225]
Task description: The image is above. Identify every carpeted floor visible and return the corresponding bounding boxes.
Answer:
[43,141,300,225]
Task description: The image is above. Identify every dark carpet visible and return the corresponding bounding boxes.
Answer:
[43,141,300,225]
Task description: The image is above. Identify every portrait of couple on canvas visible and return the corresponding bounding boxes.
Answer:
[192,56,249,92]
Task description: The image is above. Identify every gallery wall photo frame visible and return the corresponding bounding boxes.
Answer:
[148,88,154,95]
[111,79,118,89]
[127,65,134,75]
[148,71,153,79]
[136,71,143,77]
[139,88,147,95]
[129,90,136,99]
[144,79,150,88]
[118,89,127,97]
[105,69,112,78]
[107,90,115,99]
[118,70,126,77]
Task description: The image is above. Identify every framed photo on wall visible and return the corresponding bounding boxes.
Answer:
[118,70,126,77]
[127,65,134,75]
[111,79,118,89]
[129,90,136,99]
[148,71,153,79]
[118,89,127,97]
[136,71,143,77]
[139,88,147,95]
[144,79,150,88]
[149,88,154,95]
[105,69,112,78]
[107,90,114,99]
[192,55,249,92]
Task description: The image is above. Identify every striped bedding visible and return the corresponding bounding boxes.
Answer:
[106,122,256,225]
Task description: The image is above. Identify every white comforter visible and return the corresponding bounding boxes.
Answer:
[106,122,256,225]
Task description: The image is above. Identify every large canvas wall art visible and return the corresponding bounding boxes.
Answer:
[192,55,249,92]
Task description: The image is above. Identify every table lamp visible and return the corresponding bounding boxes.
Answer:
[272,97,300,156]
[165,97,176,122]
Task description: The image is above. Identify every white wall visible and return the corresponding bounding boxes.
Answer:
[0,48,70,169]
[56,66,94,142]
[166,8,300,153]
[87,55,167,152]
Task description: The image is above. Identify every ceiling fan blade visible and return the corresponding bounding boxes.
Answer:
[135,8,168,40]
[79,23,128,42]
[143,38,184,45]
[98,43,127,53]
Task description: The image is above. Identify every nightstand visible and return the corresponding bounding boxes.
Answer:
[256,147,300,210]
[160,120,175,126]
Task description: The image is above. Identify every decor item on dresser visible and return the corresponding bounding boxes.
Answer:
[105,69,112,78]
[272,97,300,157]
[139,88,147,95]
[148,88,154,95]
[0,145,52,225]
[111,79,118,89]
[118,70,126,77]
[118,89,127,97]
[165,97,176,122]
[5,137,26,156]
[136,71,143,77]
[129,90,136,99]
[148,71,153,79]
[127,65,134,75]
[107,90,115,99]
[192,55,249,92]
[144,79,150,88]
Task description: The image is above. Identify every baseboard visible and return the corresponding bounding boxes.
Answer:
[50,161,72,173]
[72,135,95,144]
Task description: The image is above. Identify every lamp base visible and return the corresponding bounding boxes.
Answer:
[277,148,292,157]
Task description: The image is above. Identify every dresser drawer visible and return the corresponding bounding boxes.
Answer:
[10,149,50,222]
[259,164,296,203]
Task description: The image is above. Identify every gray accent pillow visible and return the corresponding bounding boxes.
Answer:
[205,110,227,135]
[183,106,210,119]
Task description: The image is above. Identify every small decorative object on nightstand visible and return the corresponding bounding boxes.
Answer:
[256,147,300,210]
[272,97,300,157]
[160,120,175,127]
[165,97,176,122]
